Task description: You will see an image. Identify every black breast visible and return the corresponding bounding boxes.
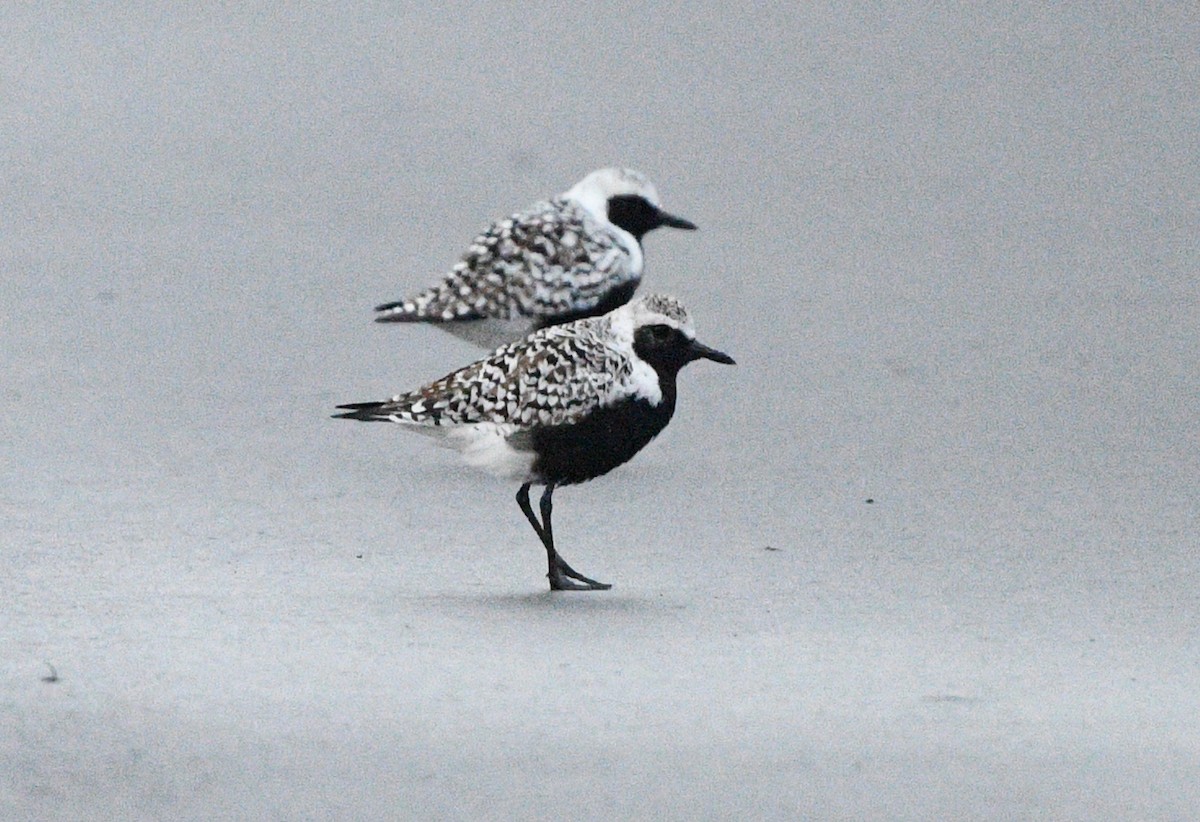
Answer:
[533,280,640,330]
[529,390,676,486]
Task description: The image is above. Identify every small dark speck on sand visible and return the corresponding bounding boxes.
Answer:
[764,546,780,552]
[865,498,875,504]
[922,694,976,704]
[355,554,364,560]
[41,663,59,683]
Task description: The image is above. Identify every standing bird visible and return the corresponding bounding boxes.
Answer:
[336,294,734,590]
[373,168,697,349]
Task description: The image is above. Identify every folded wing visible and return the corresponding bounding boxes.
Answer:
[374,199,634,323]
[335,323,631,431]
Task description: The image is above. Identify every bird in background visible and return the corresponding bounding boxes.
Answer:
[336,294,734,590]
[373,168,697,349]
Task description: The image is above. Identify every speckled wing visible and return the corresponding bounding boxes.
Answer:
[374,198,635,322]
[336,322,632,430]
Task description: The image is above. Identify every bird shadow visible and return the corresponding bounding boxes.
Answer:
[405,588,672,617]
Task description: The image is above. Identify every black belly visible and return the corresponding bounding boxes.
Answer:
[534,280,640,329]
[528,393,675,486]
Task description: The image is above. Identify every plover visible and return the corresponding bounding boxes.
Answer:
[336,294,734,590]
[373,168,697,349]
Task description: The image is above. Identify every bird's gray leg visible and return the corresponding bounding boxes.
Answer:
[518,482,574,587]
[516,483,545,540]
[539,484,611,591]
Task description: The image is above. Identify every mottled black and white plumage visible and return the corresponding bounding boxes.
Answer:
[373,168,697,349]
[337,294,734,590]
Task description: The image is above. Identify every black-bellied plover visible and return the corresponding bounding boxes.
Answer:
[373,168,697,348]
[337,294,733,590]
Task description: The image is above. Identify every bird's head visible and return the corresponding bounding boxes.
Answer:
[613,294,735,377]
[564,168,697,241]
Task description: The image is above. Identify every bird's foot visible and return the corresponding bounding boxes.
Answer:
[548,560,612,591]
[548,573,613,591]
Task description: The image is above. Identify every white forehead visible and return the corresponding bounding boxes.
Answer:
[563,167,662,216]
[609,293,695,339]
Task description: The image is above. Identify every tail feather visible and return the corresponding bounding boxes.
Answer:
[374,284,486,323]
[373,299,424,322]
[333,401,393,421]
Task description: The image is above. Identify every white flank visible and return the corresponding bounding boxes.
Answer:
[444,423,536,480]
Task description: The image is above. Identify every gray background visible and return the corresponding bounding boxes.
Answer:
[3,4,1198,819]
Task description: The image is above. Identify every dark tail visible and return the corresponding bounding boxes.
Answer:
[373,300,422,323]
[374,301,485,323]
[333,401,392,421]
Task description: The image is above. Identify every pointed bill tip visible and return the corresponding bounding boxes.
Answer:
[656,210,698,231]
[688,339,735,365]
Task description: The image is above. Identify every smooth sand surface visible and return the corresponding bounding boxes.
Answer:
[3,6,1198,819]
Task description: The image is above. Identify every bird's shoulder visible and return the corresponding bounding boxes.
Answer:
[457,198,619,271]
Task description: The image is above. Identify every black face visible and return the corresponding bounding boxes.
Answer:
[607,195,698,241]
[633,323,735,378]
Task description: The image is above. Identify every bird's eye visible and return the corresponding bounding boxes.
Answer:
[650,324,673,342]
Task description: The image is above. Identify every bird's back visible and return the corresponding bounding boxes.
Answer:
[336,317,634,432]
[375,198,638,326]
